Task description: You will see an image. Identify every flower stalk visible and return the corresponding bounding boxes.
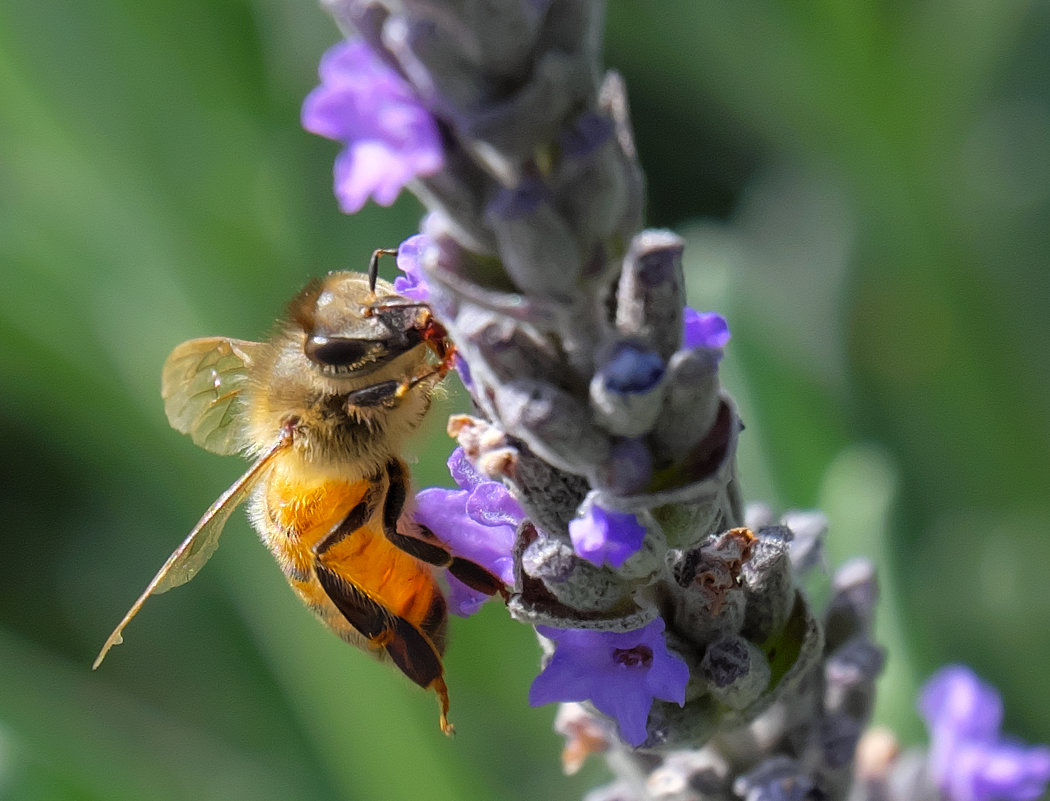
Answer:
[305,0,872,794]
[301,2,1049,800]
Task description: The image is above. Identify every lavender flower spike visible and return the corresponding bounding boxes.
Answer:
[310,0,880,796]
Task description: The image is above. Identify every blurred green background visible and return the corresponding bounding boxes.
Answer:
[2,0,1048,799]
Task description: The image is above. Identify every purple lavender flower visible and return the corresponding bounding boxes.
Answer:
[569,503,646,569]
[683,306,730,351]
[529,618,689,747]
[919,665,1050,801]
[393,233,431,302]
[301,40,443,214]
[413,448,521,615]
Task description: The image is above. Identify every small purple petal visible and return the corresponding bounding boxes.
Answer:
[569,504,646,569]
[919,665,1050,801]
[411,448,523,616]
[446,575,491,617]
[302,40,443,214]
[393,234,431,302]
[447,446,483,491]
[414,487,515,576]
[413,487,471,544]
[683,307,731,350]
[466,482,526,527]
[453,352,474,391]
[970,742,1050,801]
[921,665,1003,741]
[529,619,689,748]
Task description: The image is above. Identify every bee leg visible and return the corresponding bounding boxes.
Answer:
[343,360,449,410]
[343,379,403,409]
[383,459,510,601]
[432,676,454,736]
[314,563,453,735]
[446,556,511,602]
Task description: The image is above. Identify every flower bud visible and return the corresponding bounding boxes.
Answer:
[552,112,631,251]
[647,748,730,800]
[825,558,878,652]
[700,635,772,711]
[651,348,722,468]
[494,378,611,474]
[590,341,667,437]
[616,230,686,360]
[740,526,795,643]
[824,637,884,719]
[732,756,820,801]
[486,180,580,298]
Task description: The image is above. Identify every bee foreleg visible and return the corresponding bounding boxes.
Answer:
[446,557,511,601]
[344,360,449,412]
[343,379,403,409]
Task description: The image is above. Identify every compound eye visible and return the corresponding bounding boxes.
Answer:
[304,336,373,369]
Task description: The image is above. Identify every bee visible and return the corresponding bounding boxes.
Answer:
[94,249,506,734]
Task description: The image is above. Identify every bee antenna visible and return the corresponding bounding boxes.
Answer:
[368,248,399,293]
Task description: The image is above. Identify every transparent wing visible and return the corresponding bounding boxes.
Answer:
[162,337,263,455]
[93,430,292,669]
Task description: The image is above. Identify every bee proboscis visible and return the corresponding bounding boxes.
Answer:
[94,250,506,734]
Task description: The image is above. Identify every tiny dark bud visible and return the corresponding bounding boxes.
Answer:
[701,636,752,688]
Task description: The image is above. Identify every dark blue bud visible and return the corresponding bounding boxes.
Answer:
[602,342,665,394]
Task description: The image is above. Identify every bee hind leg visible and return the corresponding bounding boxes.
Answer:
[447,557,511,602]
[383,459,509,600]
[431,676,454,736]
[315,562,454,735]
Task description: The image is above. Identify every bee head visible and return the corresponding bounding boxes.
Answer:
[289,272,426,376]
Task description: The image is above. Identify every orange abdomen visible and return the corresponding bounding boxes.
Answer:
[256,465,445,651]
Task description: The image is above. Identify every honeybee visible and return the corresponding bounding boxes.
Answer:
[94,250,505,734]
